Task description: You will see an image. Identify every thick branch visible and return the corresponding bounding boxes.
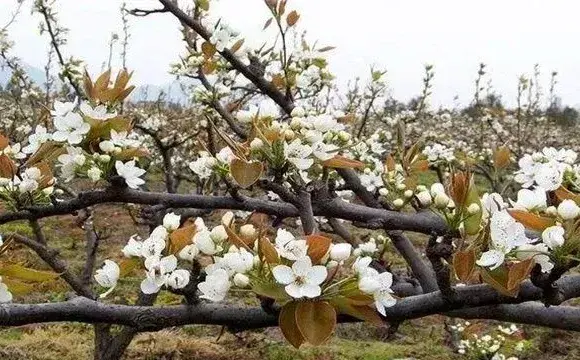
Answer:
[0,187,448,235]
[2,275,580,330]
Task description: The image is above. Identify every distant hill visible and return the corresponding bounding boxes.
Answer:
[0,63,47,86]
[0,63,189,104]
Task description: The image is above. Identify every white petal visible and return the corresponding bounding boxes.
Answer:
[272,265,295,285]
[292,256,312,277]
[285,283,303,298]
[300,284,321,298]
[306,265,328,285]
[140,277,161,294]
[476,250,504,270]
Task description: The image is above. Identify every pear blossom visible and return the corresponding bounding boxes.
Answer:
[57,147,86,181]
[358,271,397,316]
[189,152,216,179]
[557,199,580,220]
[275,228,308,260]
[166,269,191,290]
[197,268,231,301]
[233,273,250,288]
[22,125,51,154]
[476,211,533,270]
[481,192,507,217]
[52,112,91,145]
[140,255,178,294]
[51,100,76,117]
[115,160,146,189]
[511,187,547,211]
[195,229,222,255]
[284,139,313,170]
[87,167,102,182]
[329,243,352,262]
[178,244,200,261]
[206,248,253,276]
[80,101,117,120]
[542,225,565,249]
[352,256,379,278]
[272,256,327,299]
[122,235,143,257]
[94,260,120,298]
[163,212,181,231]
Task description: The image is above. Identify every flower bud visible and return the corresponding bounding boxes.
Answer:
[416,191,432,207]
[284,129,295,141]
[430,183,445,196]
[434,193,450,209]
[99,140,115,153]
[558,199,580,220]
[393,198,404,208]
[291,106,305,118]
[416,185,428,192]
[99,154,111,163]
[233,273,250,288]
[221,211,234,226]
[210,225,229,243]
[239,224,257,242]
[404,190,414,198]
[396,183,406,191]
[290,118,302,129]
[163,213,181,231]
[43,186,54,195]
[378,188,389,196]
[338,131,351,142]
[329,243,352,262]
[250,138,264,150]
[546,206,558,216]
[542,225,565,249]
[87,167,102,182]
[467,203,481,215]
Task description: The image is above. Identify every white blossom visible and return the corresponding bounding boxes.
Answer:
[272,256,327,299]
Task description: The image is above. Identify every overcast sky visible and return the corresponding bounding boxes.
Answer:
[2,0,580,107]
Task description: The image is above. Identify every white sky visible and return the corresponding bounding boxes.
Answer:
[2,0,580,107]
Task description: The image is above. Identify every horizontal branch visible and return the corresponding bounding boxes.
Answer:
[0,187,448,235]
[1,275,580,331]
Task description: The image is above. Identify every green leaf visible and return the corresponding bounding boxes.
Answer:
[0,264,60,282]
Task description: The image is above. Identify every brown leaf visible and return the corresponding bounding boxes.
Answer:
[480,266,518,297]
[0,155,16,179]
[453,249,476,283]
[317,46,336,52]
[202,61,217,74]
[507,258,535,291]
[202,41,217,58]
[230,158,263,188]
[168,224,196,254]
[321,155,365,170]
[94,69,112,92]
[385,155,396,172]
[230,39,245,54]
[295,301,337,345]
[554,186,580,205]
[330,297,383,326]
[306,234,332,264]
[0,134,9,151]
[279,301,305,348]
[493,146,511,169]
[448,171,471,206]
[507,210,555,231]
[119,257,142,277]
[224,225,252,251]
[286,10,300,26]
[263,18,274,30]
[258,237,279,264]
[24,142,65,167]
